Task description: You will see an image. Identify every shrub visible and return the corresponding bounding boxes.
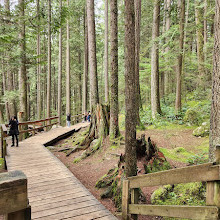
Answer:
[187,153,208,165]
[183,108,201,126]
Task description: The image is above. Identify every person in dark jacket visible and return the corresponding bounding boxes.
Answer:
[9,116,19,147]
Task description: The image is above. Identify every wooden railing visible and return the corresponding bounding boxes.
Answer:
[122,145,220,220]
[0,170,31,220]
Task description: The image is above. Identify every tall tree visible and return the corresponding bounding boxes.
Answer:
[18,0,27,121]
[82,7,88,114]
[4,0,16,117]
[47,0,51,119]
[195,0,205,87]
[87,0,99,107]
[209,0,220,162]
[175,0,185,112]
[151,0,161,118]
[58,0,62,125]
[37,0,41,119]
[164,0,171,96]
[66,0,71,115]
[124,0,137,178]
[135,0,141,125]
[109,0,120,139]
[104,0,109,103]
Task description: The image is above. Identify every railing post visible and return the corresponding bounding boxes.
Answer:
[1,126,3,158]
[0,171,31,220]
[122,179,130,220]
[206,145,220,218]
[32,123,35,136]
[131,188,139,220]
[18,112,24,141]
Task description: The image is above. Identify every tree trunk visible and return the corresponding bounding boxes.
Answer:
[195,0,205,88]
[82,7,88,114]
[47,0,51,119]
[104,0,109,103]
[37,0,41,119]
[204,0,208,62]
[66,0,71,115]
[109,0,120,139]
[175,0,185,112]
[209,0,220,162]
[58,0,62,125]
[124,0,137,178]
[18,0,27,122]
[87,0,99,107]
[135,0,141,125]
[151,0,161,119]
[164,0,171,96]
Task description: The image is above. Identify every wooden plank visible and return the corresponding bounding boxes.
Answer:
[122,179,129,220]
[128,163,220,188]
[0,171,28,215]
[31,192,92,207]
[34,204,106,220]
[129,204,219,220]
[65,210,115,220]
[32,195,96,211]
[32,202,102,219]
[32,199,100,218]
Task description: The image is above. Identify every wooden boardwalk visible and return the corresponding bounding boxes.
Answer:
[6,123,118,220]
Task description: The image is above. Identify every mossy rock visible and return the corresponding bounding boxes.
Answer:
[151,185,173,204]
[183,108,201,126]
[193,122,209,137]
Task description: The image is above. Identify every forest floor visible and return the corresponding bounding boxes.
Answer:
[50,124,209,220]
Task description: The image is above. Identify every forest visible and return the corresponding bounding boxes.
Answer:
[1,0,220,218]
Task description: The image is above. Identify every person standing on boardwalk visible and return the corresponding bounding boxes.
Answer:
[9,116,19,147]
[67,113,71,127]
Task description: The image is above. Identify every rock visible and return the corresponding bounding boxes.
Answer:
[193,122,209,137]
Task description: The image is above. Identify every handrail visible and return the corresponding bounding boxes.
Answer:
[122,146,220,220]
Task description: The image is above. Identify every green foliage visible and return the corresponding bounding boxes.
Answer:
[0,158,4,169]
[183,108,201,126]
[187,153,209,165]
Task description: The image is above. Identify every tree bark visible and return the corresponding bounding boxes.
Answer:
[18,0,27,121]
[66,0,71,115]
[135,0,141,125]
[175,0,185,112]
[47,0,51,119]
[195,0,205,88]
[58,0,62,125]
[82,7,88,114]
[209,0,220,162]
[104,0,109,103]
[124,0,137,178]
[151,0,161,119]
[87,0,99,107]
[37,0,41,119]
[109,0,120,139]
[164,0,171,96]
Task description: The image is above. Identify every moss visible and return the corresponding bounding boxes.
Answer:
[183,108,201,126]
[0,158,4,169]
[144,159,171,174]
[151,182,206,207]
[160,147,193,163]
[174,147,186,153]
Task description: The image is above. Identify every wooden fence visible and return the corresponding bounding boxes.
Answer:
[122,145,220,220]
[71,113,85,124]
[0,170,31,220]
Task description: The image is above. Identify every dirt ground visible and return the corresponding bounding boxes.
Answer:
[51,126,207,220]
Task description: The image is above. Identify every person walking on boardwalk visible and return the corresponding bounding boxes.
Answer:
[9,116,19,147]
[67,113,71,127]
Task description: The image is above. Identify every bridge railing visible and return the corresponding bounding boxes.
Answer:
[0,170,31,220]
[122,145,220,220]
